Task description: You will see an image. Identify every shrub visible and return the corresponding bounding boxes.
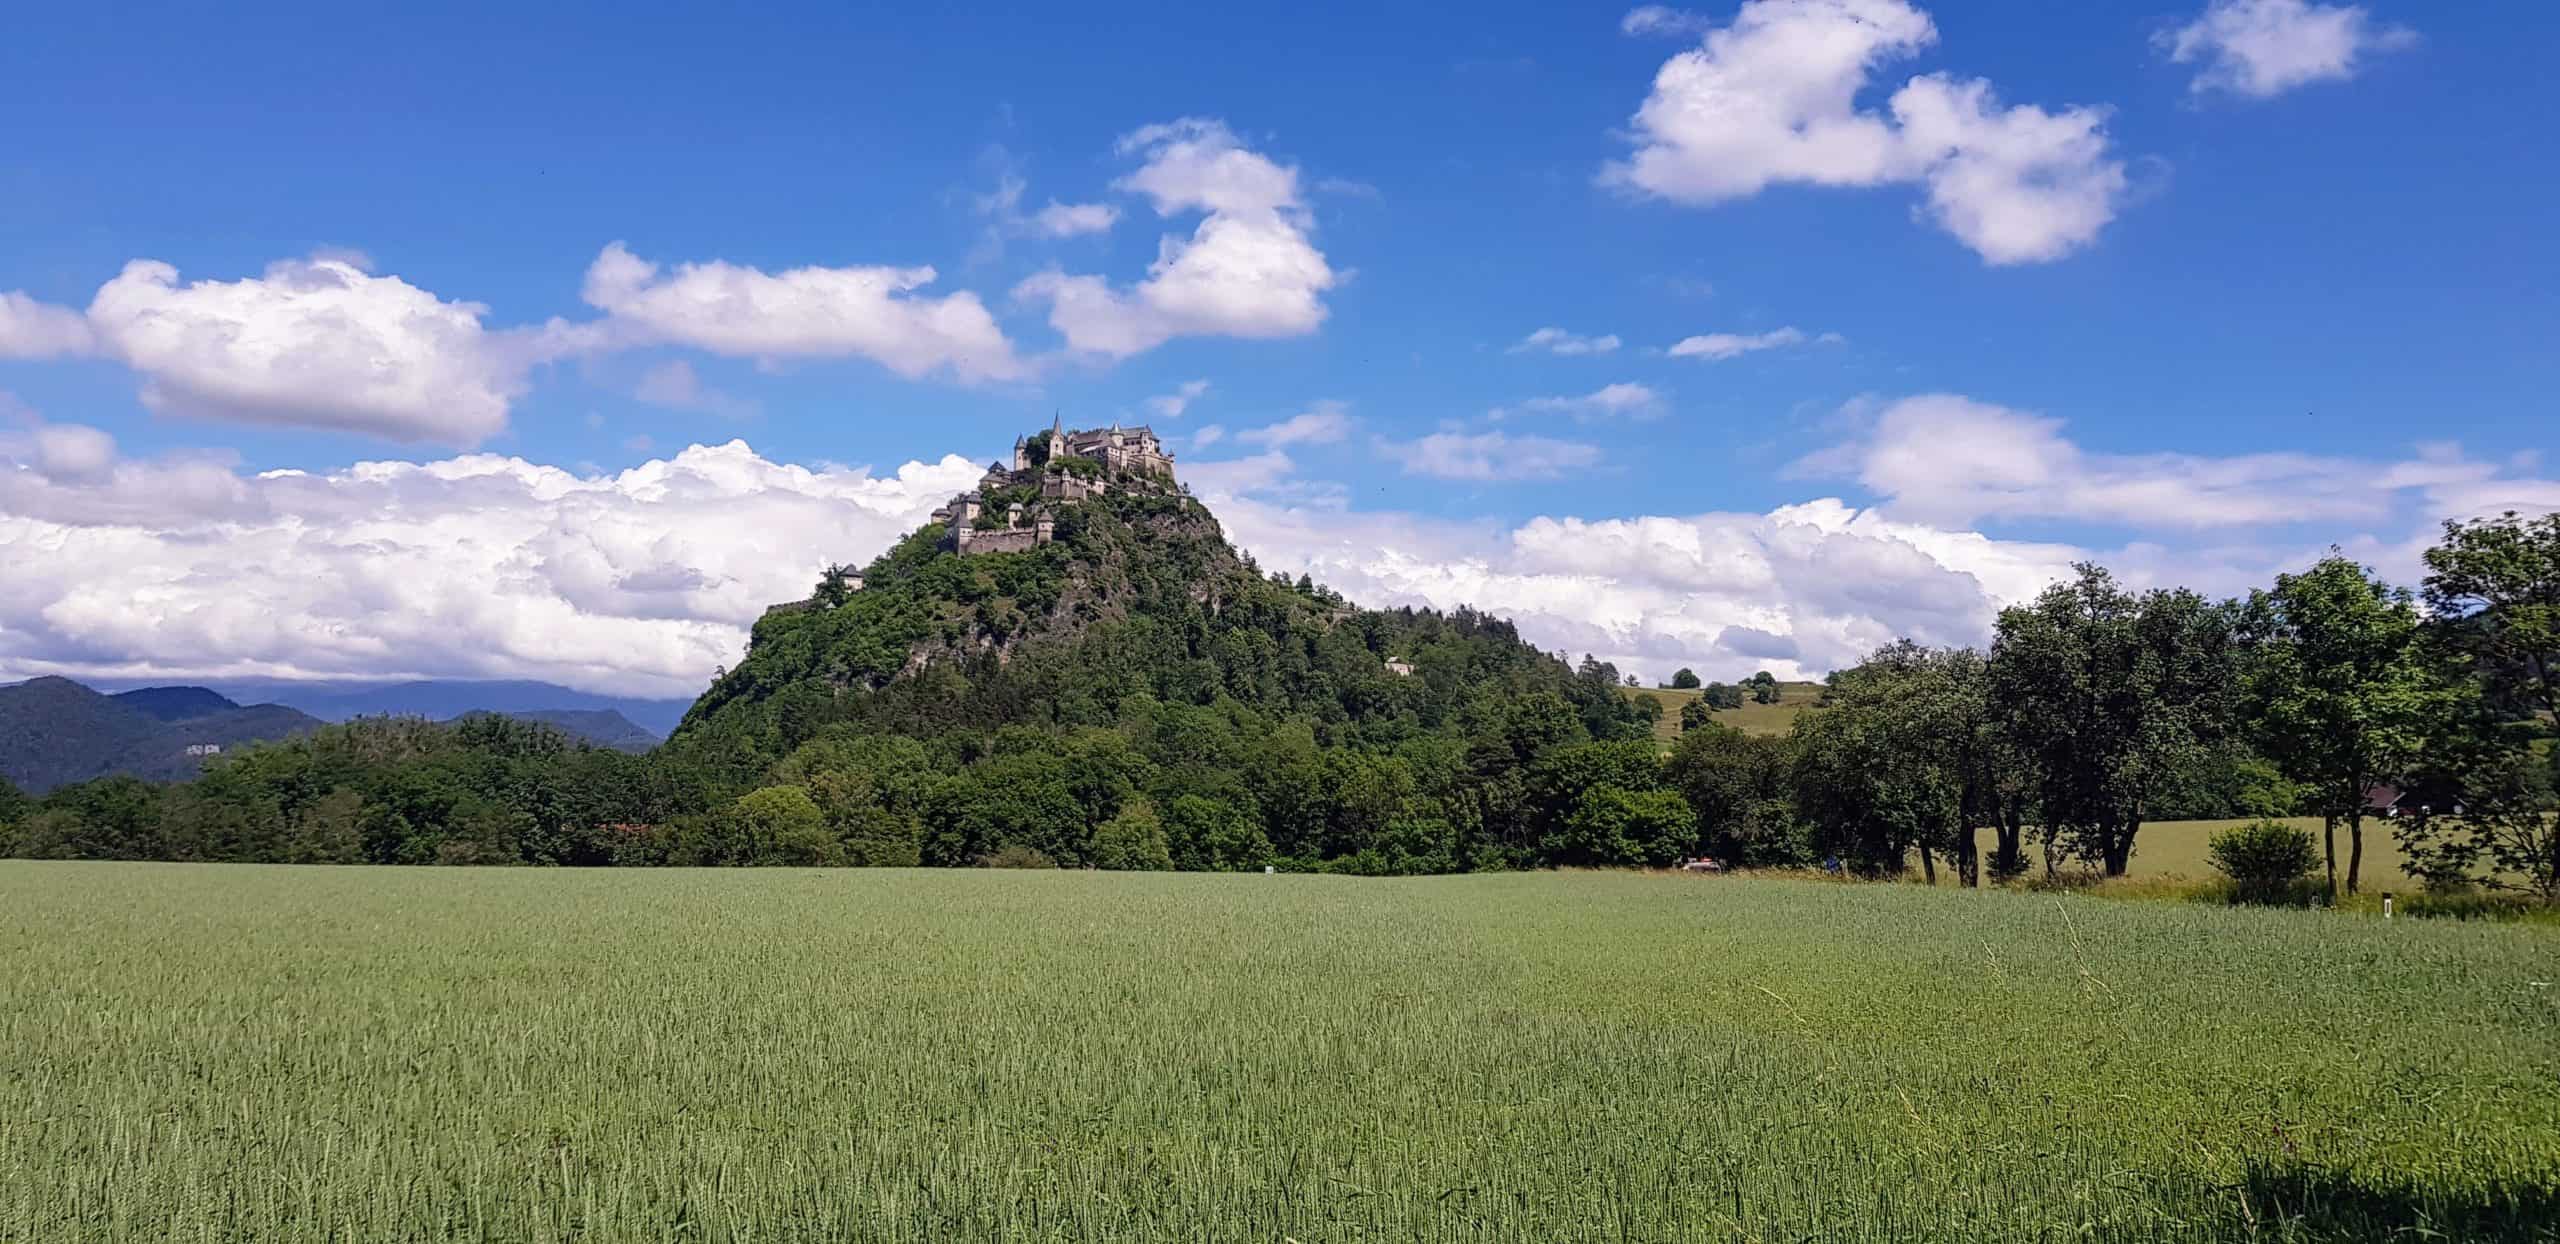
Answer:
[2207,819,2321,904]
[980,844,1056,869]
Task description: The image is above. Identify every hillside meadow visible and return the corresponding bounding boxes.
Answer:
[4,863,2553,1242]
[1623,680,1823,743]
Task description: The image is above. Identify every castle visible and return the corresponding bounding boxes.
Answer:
[931,417,1177,555]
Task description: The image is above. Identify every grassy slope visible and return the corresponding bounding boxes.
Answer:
[5,863,2552,1242]
[1622,679,1824,742]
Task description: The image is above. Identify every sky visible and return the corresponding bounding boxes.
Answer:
[3,0,2555,698]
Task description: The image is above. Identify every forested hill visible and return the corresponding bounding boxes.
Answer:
[679,486,1639,761]
[658,482,1657,870]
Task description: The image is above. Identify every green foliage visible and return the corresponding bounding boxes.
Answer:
[2206,819,2322,904]
[1091,798,1174,871]
[1669,667,1701,690]
[2241,554,2453,894]
[1989,564,2238,876]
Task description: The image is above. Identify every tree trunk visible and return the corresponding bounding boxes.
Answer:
[2102,823,2133,877]
[2322,815,2338,899]
[1993,811,2024,881]
[1957,825,1980,887]
[2346,810,2365,895]
[1918,841,1937,885]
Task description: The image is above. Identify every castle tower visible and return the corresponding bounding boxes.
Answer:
[1007,501,1026,528]
[1034,514,1055,544]
[1011,435,1028,471]
[1046,412,1066,462]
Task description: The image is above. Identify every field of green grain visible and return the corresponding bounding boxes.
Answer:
[4,864,2554,1242]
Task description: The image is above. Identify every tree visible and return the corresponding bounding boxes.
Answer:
[1555,785,1694,867]
[2423,510,2560,725]
[1700,682,1745,711]
[1790,642,1980,881]
[814,563,860,608]
[2240,555,2449,895]
[2206,820,2320,904]
[1090,798,1174,870]
[1990,565,2237,876]
[1666,722,1803,866]
[1678,699,1715,733]
[1748,671,1781,705]
[1670,668,1702,690]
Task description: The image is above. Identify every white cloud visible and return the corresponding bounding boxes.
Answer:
[1510,327,1622,356]
[1803,392,2547,532]
[1238,402,1353,448]
[632,359,758,420]
[582,242,1023,383]
[1666,326,1837,360]
[1605,0,2129,264]
[2161,0,2415,98]
[0,436,983,698]
[0,291,97,359]
[1189,423,1227,449]
[1493,382,1664,423]
[1381,430,1606,481]
[1621,6,1713,38]
[1031,201,1121,238]
[1015,119,1336,358]
[1145,379,1212,418]
[81,255,544,445]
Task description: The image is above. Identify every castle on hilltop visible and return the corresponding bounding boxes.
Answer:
[931,416,1178,555]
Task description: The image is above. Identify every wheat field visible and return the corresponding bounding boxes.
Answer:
[3,862,2553,1241]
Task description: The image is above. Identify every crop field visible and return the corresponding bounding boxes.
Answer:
[3,864,2554,1242]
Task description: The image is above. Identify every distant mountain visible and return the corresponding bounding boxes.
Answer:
[470,709,658,753]
[113,686,242,722]
[196,679,691,737]
[0,678,323,794]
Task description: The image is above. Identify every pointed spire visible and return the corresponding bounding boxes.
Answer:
[1051,410,1063,435]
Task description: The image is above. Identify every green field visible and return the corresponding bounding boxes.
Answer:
[4,864,2554,1242]
[1922,817,2420,888]
[1624,680,1824,742]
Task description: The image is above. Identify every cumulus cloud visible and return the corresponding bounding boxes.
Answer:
[581,242,1023,383]
[0,291,97,359]
[0,435,983,698]
[2161,0,2415,98]
[1803,392,2544,532]
[1492,382,1664,423]
[1146,379,1212,418]
[1510,327,1622,356]
[77,255,546,445]
[1605,0,2129,264]
[1238,402,1353,448]
[1194,476,2084,681]
[1666,327,1838,360]
[1015,119,1336,358]
[1380,430,1605,481]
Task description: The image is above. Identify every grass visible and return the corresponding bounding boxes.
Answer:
[1624,679,1824,743]
[3,864,2555,1242]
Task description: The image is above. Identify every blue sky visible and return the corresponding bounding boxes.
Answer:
[3,0,2554,695]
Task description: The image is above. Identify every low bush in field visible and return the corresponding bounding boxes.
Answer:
[2208,819,2323,904]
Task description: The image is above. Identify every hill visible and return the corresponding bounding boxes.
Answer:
[112,686,242,721]
[0,678,325,794]
[472,709,657,753]
[204,679,692,737]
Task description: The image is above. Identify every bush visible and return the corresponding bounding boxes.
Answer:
[2207,820,2321,904]
[980,844,1056,869]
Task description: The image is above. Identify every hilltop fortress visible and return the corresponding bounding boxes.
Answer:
[931,418,1179,555]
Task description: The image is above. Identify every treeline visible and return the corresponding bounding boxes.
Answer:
[3,512,2552,900]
